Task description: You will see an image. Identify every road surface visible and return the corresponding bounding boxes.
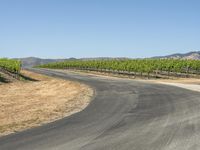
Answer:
[0,68,200,150]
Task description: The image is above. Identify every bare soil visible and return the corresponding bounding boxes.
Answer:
[146,78,200,92]
[0,70,93,136]
[148,78,200,85]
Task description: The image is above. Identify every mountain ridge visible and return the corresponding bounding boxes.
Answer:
[153,51,200,60]
[15,51,200,67]
[15,57,76,67]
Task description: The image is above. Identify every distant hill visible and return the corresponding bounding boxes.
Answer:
[15,57,76,67]
[15,57,129,67]
[80,57,129,61]
[153,51,200,60]
[14,51,200,68]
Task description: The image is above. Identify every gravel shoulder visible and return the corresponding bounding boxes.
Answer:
[144,78,200,92]
[0,70,93,136]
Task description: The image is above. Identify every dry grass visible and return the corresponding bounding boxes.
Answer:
[0,70,93,136]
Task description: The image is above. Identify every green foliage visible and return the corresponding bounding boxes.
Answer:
[0,58,21,73]
[37,59,200,74]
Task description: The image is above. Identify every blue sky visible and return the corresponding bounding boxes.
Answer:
[0,0,200,58]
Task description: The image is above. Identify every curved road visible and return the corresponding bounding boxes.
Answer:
[1,69,200,150]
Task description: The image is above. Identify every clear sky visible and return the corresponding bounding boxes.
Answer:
[0,0,200,58]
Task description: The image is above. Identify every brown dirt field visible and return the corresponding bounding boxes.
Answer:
[0,70,94,136]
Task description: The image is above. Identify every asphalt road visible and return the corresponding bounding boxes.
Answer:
[1,68,200,150]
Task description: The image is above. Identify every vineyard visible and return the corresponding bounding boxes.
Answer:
[37,59,200,78]
[0,58,21,78]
